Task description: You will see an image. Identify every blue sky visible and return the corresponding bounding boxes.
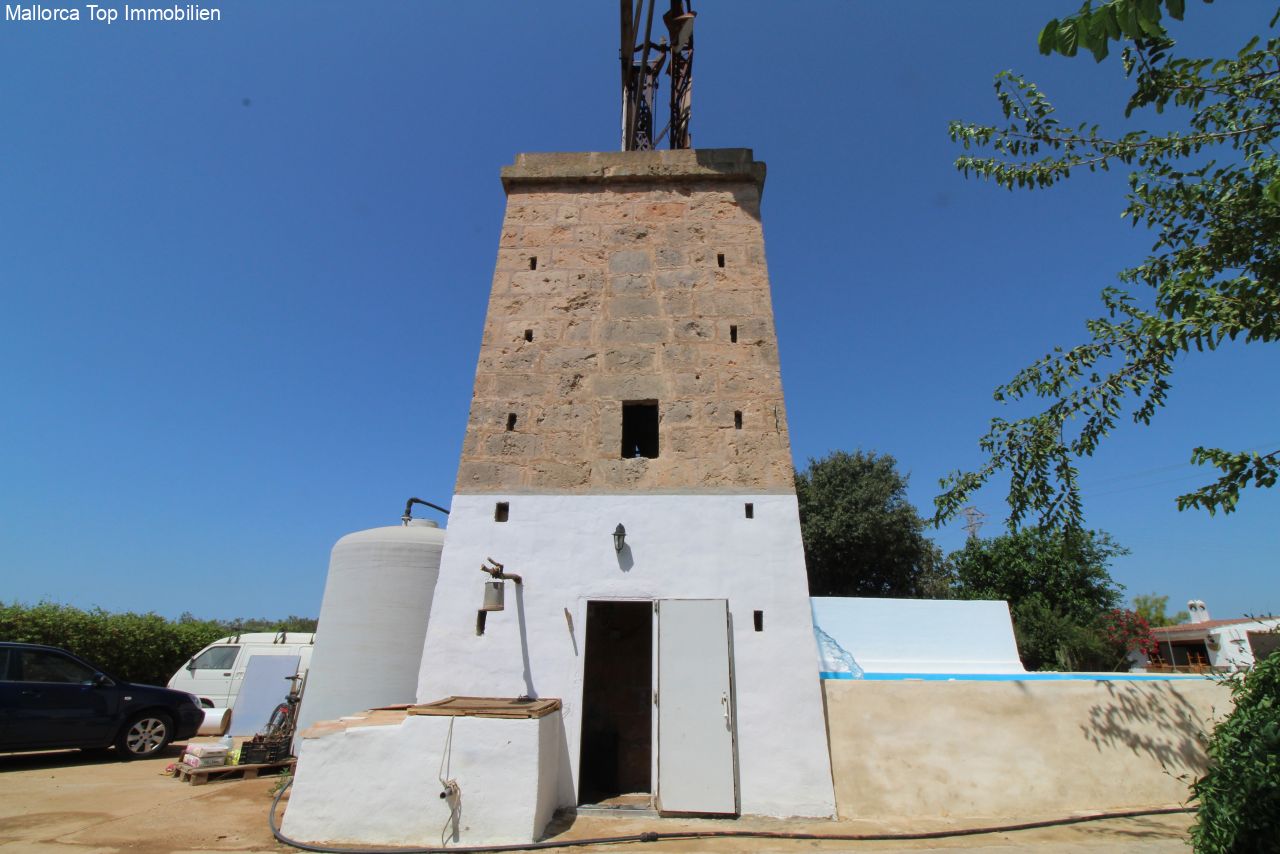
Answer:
[1,2,1275,622]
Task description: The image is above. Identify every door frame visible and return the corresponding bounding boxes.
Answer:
[576,597,656,806]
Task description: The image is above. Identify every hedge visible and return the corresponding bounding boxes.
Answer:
[0,602,316,686]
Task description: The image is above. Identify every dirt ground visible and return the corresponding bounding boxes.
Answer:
[0,743,1197,854]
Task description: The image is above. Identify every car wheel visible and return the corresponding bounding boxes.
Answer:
[116,712,173,759]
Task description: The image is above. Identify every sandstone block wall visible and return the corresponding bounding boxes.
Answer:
[457,151,796,494]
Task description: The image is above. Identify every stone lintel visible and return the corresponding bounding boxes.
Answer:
[501,149,766,195]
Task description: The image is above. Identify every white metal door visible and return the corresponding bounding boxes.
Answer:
[656,599,737,815]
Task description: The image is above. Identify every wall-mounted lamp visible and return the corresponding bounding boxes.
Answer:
[613,524,626,553]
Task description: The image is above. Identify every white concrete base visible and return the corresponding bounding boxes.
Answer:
[281,713,571,846]
[417,493,836,820]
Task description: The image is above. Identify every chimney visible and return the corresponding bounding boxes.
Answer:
[1187,599,1210,624]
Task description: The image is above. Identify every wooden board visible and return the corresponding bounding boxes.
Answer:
[408,696,561,719]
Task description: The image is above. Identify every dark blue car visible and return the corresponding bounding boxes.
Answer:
[0,642,203,759]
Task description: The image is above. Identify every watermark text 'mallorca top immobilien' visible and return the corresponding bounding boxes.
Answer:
[6,4,220,23]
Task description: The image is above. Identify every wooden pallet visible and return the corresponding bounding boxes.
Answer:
[172,757,295,786]
[409,696,562,719]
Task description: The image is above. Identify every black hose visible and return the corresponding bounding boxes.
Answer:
[269,779,1193,853]
[403,498,450,523]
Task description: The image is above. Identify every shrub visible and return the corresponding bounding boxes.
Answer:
[1190,653,1280,853]
[0,601,312,685]
[1098,608,1157,672]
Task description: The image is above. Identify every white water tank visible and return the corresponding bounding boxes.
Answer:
[296,517,445,733]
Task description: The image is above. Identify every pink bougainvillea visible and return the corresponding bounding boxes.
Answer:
[1101,608,1159,663]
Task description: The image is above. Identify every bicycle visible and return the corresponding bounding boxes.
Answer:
[263,673,305,741]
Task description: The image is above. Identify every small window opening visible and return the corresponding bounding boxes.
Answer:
[621,401,660,459]
[745,502,754,519]
[729,325,738,343]
[717,253,725,268]
[476,611,487,635]
[506,413,517,431]
[529,256,538,270]
[524,329,534,342]
[753,610,764,632]
[494,502,509,522]
[734,410,743,430]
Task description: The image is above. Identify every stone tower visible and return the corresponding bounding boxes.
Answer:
[416,149,836,820]
[454,150,793,495]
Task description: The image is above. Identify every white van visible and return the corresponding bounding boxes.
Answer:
[168,632,316,709]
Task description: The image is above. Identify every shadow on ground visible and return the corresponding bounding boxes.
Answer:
[0,744,185,772]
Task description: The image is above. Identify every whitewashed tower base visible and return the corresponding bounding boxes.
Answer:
[285,150,835,846]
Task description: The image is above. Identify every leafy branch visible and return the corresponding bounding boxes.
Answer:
[937,6,1280,530]
[1177,446,1280,513]
[1036,0,1198,64]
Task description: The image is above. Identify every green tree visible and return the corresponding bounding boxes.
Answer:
[795,450,950,598]
[936,0,1280,531]
[949,528,1127,670]
[221,615,319,634]
[1131,592,1190,627]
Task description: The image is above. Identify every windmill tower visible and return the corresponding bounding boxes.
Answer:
[415,147,835,822]
[283,8,835,847]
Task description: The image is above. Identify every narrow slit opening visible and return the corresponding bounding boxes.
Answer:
[753,610,764,632]
[524,329,534,342]
[506,413,517,431]
[494,502,509,522]
[730,324,738,343]
[745,502,754,519]
[734,410,743,430]
[717,253,725,268]
[529,256,538,270]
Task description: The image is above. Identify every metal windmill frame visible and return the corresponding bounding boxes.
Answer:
[620,1,696,151]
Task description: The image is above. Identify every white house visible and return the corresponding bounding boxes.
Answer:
[1131,599,1280,672]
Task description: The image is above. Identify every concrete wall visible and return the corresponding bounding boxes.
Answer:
[417,492,836,820]
[824,677,1229,819]
[283,713,569,847]
[811,597,1025,675]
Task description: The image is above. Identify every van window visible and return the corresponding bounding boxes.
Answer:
[191,646,239,670]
